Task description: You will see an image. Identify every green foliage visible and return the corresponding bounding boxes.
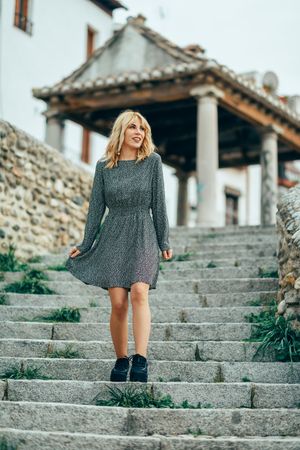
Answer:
[0,437,18,450]
[34,307,80,322]
[0,294,8,305]
[3,268,55,295]
[244,300,300,362]
[242,376,251,382]
[186,427,203,436]
[47,264,68,271]
[89,300,98,307]
[0,364,49,380]
[0,244,29,272]
[206,261,217,268]
[258,267,279,278]
[26,255,42,263]
[24,269,49,281]
[93,384,212,409]
[47,344,81,359]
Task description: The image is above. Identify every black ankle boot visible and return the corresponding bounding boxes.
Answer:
[110,356,130,382]
[129,353,148,382]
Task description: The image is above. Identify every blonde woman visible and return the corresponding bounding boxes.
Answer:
[65,110,173,383]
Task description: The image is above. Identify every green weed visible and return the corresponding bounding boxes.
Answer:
[244,300,300,363]
[47,344,81,359]
[3,268,55,295]
[93,384,212,409]
[258,267,279,278]
[0,294,8,305]
[0,437,18,450]
[26,255,42,263]
[34,307,80,322]
[242,376,251,382]
[0,244,28,272]
[186,427,203,436]
[206,261,217,268]
[0,363,49,380]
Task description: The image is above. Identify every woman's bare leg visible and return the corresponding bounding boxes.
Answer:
[130,282,151,357]
[108,287,129,358]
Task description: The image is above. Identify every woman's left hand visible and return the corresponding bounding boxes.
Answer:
[162,248,173,260]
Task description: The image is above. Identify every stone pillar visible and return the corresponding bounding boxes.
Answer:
[45,116,65,152]
[190,85,224,226]
[176,169,189,226]
[260,124,283,225]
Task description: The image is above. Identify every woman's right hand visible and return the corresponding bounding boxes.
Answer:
[69,247,81,258]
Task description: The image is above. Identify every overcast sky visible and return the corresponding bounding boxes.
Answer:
[114,0,300,96]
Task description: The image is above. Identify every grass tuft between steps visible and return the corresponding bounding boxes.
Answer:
[0,362,50,380]
[46,344,82,359]
[31,306,81,323]
[93,384,213,409]
[0,294,9,305]
[2,268,56,295]
[0,437,18,450]
[0,244,29,272]
[244,299,300,363]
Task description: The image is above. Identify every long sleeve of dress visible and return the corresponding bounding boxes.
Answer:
[151,154,171,252]
[76,161,106,254]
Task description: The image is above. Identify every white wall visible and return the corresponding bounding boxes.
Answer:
[0,0,113,168]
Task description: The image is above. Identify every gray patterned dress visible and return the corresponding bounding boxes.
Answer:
[65,152,171,291]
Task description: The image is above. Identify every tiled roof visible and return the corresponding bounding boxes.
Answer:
[32,15,300,125]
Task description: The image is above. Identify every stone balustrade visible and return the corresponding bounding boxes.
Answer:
[276,183,300,326]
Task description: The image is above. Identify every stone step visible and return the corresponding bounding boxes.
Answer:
[2,266,278,283]
[0,321,254,341]
[0,401,298,437]
[0,278,278,295]
[2,379,300,408]
[31,248,278,267]
[0,428,298,450]
[0,305,264,323]
[29,256,277,272]
[1,291,275,307]
[0,339,278,362]
[185,242,276,252]
[1,357,298,384]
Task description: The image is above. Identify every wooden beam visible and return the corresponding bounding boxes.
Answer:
[220,91,300,152]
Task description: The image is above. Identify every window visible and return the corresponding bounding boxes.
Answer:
[225,186,240,225]
[14,0,33,35]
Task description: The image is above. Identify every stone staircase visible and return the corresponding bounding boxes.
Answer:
[0,225,299,449]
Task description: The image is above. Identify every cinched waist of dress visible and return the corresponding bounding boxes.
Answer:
[107,205,151,217]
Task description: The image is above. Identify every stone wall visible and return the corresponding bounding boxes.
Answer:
[276,183,300,324]
[0,119,95,260]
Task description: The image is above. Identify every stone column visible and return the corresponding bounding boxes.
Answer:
[260,124,283,225]
[176,169,190,226]
[190,85,224,226]
[45,116,65,152]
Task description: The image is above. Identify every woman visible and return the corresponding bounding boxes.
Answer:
[65,109,173,383]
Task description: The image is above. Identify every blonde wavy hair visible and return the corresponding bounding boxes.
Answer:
[99,110,157,169]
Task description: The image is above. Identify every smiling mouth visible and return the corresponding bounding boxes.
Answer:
[132,137,142,142]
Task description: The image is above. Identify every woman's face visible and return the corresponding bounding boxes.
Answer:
[123,117,145,150]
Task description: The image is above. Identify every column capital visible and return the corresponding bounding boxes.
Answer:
[190,84,224,100]
[259,123,284,137]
